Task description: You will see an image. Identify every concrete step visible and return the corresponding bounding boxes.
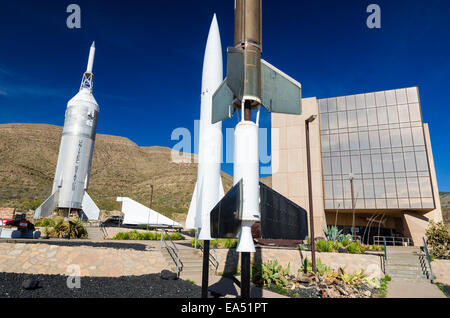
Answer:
[161,252,201,261]
[86,227,104,241]
[386,264,422,271]
[386,272,426,279]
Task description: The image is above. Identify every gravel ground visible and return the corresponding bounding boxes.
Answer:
[0,272,202,298]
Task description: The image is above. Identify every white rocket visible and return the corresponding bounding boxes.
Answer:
[34,42,100,220]
[185,14,225,240]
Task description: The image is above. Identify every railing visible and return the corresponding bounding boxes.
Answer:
[160,229,182,276]
[198,241,219,273]
[373,236,412,246]
[421,237,434,283]
[100,223,108,239]
[382,237,387,273]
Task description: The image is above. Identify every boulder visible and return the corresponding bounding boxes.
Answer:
[22,279,39,290]
[160,270,178,280]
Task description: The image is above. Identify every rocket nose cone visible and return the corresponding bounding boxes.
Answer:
[201,14,223,92]
[91,41,95,48]
[209,13,219,34]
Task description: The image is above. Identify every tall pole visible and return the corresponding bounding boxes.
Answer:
[240,100,253,298]
[147,185,153,231]
[201,240,210,298]
[305,115,317,273]
[349,174,356,241]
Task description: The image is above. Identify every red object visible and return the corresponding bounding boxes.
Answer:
[1,219,13,225]
[19,221,28,229]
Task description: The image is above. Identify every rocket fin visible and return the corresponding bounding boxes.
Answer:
[34,190,59,220]
[81,191,100,221]
[260,59,302,115]
[212,78,235,124]
[185,181,200,230]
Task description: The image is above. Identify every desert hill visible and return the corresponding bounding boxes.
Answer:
[0,123,236,222]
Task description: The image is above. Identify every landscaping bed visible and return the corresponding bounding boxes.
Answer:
[252,259,386,298]
[0,272,201,298]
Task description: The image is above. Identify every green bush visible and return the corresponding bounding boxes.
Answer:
[34,218,56,227]
[425,221,450,259]
[190,238,238,249]
[346,241,365,254]
[315,240,333,253]
[324,226,343,241]
[252,260,290,288]
[313,239,366,254]
[47,218,88,239]
[299,257,330,275]
[112,230,183,241]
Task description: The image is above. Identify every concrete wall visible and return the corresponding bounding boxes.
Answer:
[272,97,327,237]
[214,247,384,278]
[0,242,167,277]
[432,259,450,285]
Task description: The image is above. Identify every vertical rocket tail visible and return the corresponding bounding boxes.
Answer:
[34,190,60,220]
[81,191,100,221]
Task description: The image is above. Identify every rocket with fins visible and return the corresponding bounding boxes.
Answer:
[185,15,225,240]
[35,42,100,220]
[211,0,302,253]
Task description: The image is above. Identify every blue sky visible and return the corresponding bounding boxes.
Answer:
[0,0,449,190]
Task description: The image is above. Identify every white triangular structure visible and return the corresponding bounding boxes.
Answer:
[116,197,181,227]
[81,192,100,220]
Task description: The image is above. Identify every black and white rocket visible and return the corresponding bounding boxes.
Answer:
[211,0,303,253]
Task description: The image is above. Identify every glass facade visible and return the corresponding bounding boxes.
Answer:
[319,87,435,211]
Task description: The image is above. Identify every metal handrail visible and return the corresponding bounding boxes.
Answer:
[382,237,387,273]
[374,236,412,246]
[160,229,182,275]
[422,237,434,283]
[100,223,108,239]
[198,241,219,272]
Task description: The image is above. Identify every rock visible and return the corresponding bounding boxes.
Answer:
[363,290,372,298]
[160,270,178,280]
[297,276,313,284]
[326,288,341,298]
[335,285,348,296]
[22,279,39,290]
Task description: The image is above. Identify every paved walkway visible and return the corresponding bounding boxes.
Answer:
[207,275,288,298]
[386,280,446,298]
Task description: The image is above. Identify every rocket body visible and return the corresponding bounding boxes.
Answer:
[52,87,99,209]
[35,42,100,220]
[185,15,224,240]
